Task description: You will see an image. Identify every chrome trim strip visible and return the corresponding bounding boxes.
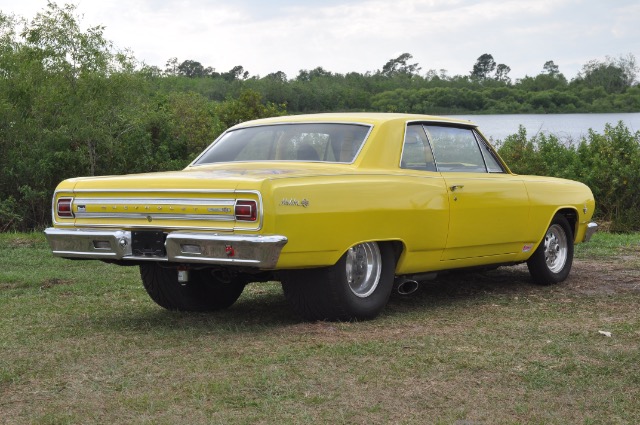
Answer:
[405,118,476,128]
[69,189,237,193]
[49,223,254,231]
[44,228,287,269]
[51,190,264,231]
[73,213,235,221]
[74,198,235,206]
[583,222,598,242]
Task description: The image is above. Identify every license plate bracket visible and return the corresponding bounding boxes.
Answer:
[132,231,167,257]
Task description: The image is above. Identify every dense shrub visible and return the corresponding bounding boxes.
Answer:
[497,122,640,231]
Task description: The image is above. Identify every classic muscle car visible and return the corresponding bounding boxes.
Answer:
[45,113,597,321]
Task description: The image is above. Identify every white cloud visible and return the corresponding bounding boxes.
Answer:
[1,0,638,80]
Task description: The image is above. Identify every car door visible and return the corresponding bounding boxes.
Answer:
[423,125,531,261]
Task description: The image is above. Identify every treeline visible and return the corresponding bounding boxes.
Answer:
[152,53,640,115]
[1,3,639,231]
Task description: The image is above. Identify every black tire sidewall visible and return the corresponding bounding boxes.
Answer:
[281,242,396,321]
[330,242,396,319]
[527,214,574,285]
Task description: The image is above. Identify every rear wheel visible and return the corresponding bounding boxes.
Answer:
[527,214,574,285]
[140,263,245,312]
[281,242,396,321]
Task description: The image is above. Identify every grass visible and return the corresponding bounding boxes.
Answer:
[1,232,639,424]
[574,231,640,260]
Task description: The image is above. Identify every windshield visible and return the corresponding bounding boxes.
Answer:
[193,123,371,165]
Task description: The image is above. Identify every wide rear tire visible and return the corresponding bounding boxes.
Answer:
[527,214,574,285]
[140,263,245,312]
[281,242,396,321]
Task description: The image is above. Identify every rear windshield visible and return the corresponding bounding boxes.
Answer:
[193,123,371,165]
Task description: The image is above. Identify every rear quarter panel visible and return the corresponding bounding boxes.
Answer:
[258,172,450,273]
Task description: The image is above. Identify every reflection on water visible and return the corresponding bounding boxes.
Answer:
[445,113,640,142]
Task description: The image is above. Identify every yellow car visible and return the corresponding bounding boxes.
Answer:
[45,113,597,321]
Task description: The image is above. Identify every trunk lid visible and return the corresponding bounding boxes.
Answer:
[59,167,266,232]
[55,162,361,231]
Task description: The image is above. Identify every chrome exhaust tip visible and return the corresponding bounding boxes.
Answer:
[395,279,419,295]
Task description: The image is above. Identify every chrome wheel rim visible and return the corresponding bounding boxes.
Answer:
[544,224,568,273]
[345,242,382,298]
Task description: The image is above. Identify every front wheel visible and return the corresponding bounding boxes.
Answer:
[527,214,574,285]
[281,242,396,321]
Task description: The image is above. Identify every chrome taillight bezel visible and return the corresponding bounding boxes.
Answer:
[234,200,257,222]
[57,197,74,218]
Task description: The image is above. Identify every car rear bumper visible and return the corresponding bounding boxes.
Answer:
[44,228,287,269]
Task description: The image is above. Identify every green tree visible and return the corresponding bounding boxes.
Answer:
[264,70,288,82]
[516,74,568,92]
[471,53,496,79]
[0,2,142,229]
[573,54,638,93]
[178,59,206,78]
[380,53,421,77]
[164,57,179,75]
[223,65,249,81]
[542,60,560,76]
[494,64,511,83]
[215,89,286,130]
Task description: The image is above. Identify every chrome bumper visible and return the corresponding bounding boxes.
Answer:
[583,222,598,242]
[44,228,287,269]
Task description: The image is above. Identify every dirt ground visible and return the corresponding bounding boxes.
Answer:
[570,259,640,295]
[394,258,640,302]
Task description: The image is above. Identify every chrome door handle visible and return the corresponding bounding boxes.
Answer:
[449,185,464,192]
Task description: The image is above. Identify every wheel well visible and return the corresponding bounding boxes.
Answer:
[556,208,577,238]
[379,240,404,266]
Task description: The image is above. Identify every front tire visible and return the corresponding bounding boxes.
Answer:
[527,214,574,285]
[140,263,246,312]
[281,242,396,321]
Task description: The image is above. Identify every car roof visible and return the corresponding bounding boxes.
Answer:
[230,112,476,129]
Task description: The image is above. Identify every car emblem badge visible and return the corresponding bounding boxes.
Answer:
[280,198,310,208]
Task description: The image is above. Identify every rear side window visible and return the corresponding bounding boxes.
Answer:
[400,125,436,171]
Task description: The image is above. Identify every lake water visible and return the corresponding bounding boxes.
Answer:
[445,113,640,142]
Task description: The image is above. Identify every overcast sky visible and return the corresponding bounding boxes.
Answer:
[2,0,639,80]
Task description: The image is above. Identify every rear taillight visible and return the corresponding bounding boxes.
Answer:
[57,197,74,218]
[234,200,257,222]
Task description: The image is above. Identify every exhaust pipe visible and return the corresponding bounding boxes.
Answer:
[395,278,419,295]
